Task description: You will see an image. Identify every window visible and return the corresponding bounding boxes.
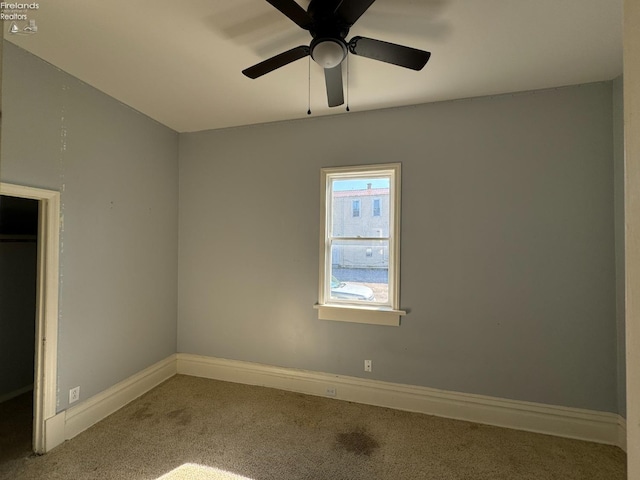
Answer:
[315,163,405,326]
[373,198,381,217]
[352,200,361,217]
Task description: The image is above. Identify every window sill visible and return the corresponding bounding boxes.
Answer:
[314,304,406,326]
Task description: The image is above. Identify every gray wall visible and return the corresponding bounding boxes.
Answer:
[0,42,179,411]
[613,75,626,417]
[178,82,618,413]
[0,41,621,416]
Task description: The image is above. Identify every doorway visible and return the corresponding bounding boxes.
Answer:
[0,183,60,454]
[0,194,38,461]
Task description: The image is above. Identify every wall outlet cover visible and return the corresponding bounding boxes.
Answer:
[69,386,80,404]
[364,360,372,372]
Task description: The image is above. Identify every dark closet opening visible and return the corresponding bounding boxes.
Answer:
[0,194,39,462]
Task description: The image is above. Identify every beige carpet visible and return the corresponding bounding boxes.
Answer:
[156,463,259,479]
[0,375,626,479]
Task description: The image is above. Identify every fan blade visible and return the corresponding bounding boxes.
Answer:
[265,0,313,29]
[349,36,431,70]
[324,65,344,107]
[243,46,310,79]
[335,0,376,26]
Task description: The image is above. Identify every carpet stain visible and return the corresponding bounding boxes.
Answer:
[166,408,192,426]
[130,403,154,421]
[336,429,380,456]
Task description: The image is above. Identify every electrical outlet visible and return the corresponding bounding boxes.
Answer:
[69,386,80,404]
[325,386,337,397]
[364,360,372,372]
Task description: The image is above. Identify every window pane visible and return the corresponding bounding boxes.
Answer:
[332,178,390,238]
[352,200,360,217]
[320,164,400,318]
[330,240,389,303]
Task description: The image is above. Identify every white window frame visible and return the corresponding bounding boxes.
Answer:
[314,163,406,326]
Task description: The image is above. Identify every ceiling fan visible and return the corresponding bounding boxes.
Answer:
[242,0,431,108]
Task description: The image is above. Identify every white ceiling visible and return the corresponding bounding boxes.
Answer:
[6,0,622,133]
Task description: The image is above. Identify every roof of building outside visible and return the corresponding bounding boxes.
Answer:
[333,188,389,198]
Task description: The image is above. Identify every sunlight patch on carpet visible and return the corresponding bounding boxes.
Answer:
[156,463,255,480]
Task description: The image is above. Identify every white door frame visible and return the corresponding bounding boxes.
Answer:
[0,183,59,454]
[624,0,640,477]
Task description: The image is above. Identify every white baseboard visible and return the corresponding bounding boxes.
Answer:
[45,355,177,451]
[177,353,627,451]
[45,411,66,452]
[44,353,627,453]
[0,384,33,404]
[617,416,627,451]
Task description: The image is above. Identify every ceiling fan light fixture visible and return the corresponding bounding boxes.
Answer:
[242,0,432,108]
[311,39,347,69]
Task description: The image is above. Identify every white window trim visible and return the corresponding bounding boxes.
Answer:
[315,163,406,326]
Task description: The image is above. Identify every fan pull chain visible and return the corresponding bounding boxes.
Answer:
[307,56,312,115]
[346,55,350,112]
